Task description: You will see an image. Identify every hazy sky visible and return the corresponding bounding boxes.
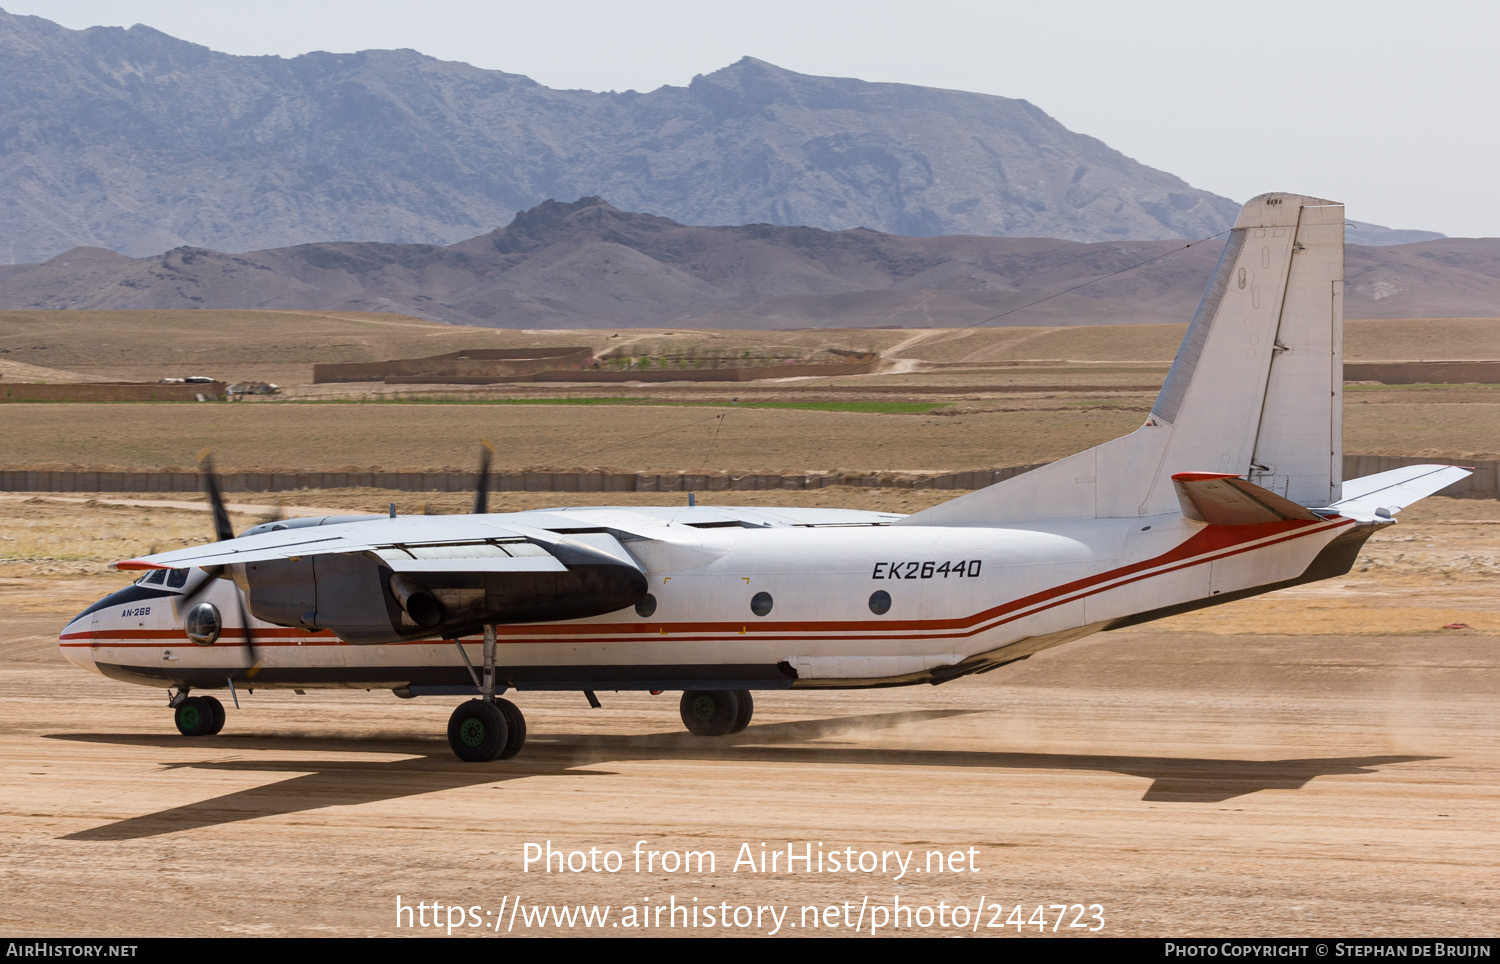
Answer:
[9,0,1499,237]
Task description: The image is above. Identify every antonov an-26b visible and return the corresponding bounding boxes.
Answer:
[60,193,1469,762]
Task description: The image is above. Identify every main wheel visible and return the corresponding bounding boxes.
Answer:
[174,696,214,736]
[730,689,753,734]
[203,695,226,735]
[447,700,508,762]
[493,697,527,759]
[680,690,741,736]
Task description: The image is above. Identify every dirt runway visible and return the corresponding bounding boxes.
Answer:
[1,613,1495,937]
[1,495,1496,937]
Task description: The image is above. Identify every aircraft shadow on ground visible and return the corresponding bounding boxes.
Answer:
[48,710,1437,841]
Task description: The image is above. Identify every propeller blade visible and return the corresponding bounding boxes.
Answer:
[198,450,235,542]
[256,500,287,527]
[236,592,261,678]
[171,566,255,677]
[172,564,225,616]
[184,450,258,674]
[473,440,494,515]
[192,451,253,667]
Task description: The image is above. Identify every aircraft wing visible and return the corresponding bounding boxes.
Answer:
[111,515,653,574]
[115,512,651,643]
[1327,464,1472,521]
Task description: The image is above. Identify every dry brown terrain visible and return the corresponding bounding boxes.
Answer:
[0,402,1151,474]
[4,311,1500,386]
[4,313,1500,476]
[0,491,1497,937]
[2,383,1500,474]
[0,310,908,387]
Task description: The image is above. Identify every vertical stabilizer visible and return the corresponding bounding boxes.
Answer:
[1243,202,1344,505]
[899,193,1344,527]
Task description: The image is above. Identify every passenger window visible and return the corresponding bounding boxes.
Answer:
[750,592,773,617]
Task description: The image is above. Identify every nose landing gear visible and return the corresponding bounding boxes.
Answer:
[173,695,225,736]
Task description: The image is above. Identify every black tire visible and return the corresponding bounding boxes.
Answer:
[174,696,214,736]
[680,690,740,736]
[203,695,226,735]
[447,700,508,762]
[730,689,753,734]
[493,697,527,759]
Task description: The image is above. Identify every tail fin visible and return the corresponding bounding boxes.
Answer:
[901,192,1344,527]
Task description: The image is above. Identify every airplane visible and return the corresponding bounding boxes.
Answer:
[59,193,1471,762]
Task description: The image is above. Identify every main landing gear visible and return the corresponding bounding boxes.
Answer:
[447,697,527,762]
[680,689,754,736]
[173,694,225,736]
[446,623,529,762]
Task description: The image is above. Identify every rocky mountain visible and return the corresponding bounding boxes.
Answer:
[0,197,1490,329]
[0,7,1350,262]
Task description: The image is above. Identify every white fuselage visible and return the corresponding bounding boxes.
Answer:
[60,504,1354,694]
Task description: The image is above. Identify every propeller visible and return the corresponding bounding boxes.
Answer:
[175,450,261,677]
[200,450,234,542]
[473,439,494,515]
[255,499,287,527]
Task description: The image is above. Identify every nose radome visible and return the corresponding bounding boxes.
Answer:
[58,614,100,673]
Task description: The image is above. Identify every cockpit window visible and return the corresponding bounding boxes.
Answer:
[166,568,189,588]
[143,570,167,585]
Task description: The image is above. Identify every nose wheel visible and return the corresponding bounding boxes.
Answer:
[174,695,225,736]
[680,689,753,736]
[447,697,527,762]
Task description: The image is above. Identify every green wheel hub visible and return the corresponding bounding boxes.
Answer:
[174,696,219,737]
[447,700,508,762]
[459,718,487,748]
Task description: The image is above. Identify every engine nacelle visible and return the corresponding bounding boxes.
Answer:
[232,536,647,644]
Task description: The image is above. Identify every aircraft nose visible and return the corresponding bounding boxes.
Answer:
[58,611,100,674]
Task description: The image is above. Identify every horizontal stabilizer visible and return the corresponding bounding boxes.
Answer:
[1173,472,1323,525]
[1328,464,1472,521]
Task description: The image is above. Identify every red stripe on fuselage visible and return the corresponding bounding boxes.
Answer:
[481,517,1343,644]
